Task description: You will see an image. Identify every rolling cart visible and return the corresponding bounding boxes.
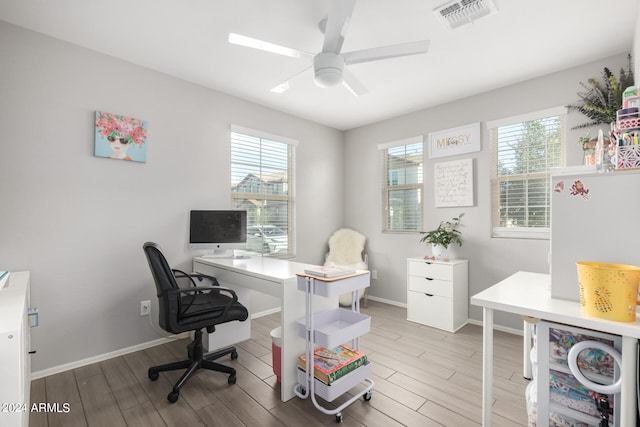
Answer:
[293,271,375,423]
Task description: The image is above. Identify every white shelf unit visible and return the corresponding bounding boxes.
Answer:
[406,258,468,332]
[537,321,622,426]
[294,271,374,423]
[0,272,31,427]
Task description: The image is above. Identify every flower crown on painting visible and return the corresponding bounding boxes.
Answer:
[95,111,147,146]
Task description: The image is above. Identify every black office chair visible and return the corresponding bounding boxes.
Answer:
[142,242,248,403]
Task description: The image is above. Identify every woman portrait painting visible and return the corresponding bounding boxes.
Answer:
[94,111,147,162]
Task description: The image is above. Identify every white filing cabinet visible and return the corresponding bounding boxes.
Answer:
[406,258,468,332]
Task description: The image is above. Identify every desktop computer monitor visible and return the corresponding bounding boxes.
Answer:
[189,210,247,256]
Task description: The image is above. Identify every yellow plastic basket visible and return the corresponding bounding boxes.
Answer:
[577,261,640,322]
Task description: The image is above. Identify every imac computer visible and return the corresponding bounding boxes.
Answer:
[189,210,248,258]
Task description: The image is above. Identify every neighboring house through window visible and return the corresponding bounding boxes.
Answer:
[488,106,566,239]
[231,125,296,256]
[380,137,424,233]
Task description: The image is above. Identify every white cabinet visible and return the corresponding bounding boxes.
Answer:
[0,272,31,427]
[406,258,468,332]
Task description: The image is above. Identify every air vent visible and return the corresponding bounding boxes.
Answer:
[434,0,497,30]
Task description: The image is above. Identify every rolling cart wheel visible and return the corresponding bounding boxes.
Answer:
[335,412,344,423]
[363,391,372,401]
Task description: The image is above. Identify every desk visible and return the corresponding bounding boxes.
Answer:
[193,256,336,402]
[471,271,640,426]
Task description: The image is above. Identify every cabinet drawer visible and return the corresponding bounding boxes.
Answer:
[407,291,453,331]
[407,276,452,297]
[408,261,452,281]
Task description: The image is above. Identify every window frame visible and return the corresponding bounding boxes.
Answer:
[379,136,424,234]
[488,106,567,239]
[230,124,296,257]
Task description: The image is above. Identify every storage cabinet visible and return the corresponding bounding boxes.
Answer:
[0,272,31,427]
[536,321,621,426]
[406,258,468,332]
[294,271,374,423]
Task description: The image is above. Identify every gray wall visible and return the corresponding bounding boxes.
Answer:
[343,52,632,330]
[0,21,344,374]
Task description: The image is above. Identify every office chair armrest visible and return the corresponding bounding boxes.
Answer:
[172,269,219,287]
[168,285,239,319]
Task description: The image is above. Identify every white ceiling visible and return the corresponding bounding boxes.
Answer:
[1,0,637,130]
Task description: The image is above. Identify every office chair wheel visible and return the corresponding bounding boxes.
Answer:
[148,370,159,381]
[335,412,344,423]
[228,373,237,384]
[231,350,238,360]
[167,391,180,403]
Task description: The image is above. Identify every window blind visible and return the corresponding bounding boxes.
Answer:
[231,127,295,256]
[380,138,424,232]
[490,109,565,238]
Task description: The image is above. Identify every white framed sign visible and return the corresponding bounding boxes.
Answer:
[434,158,474,207]
[428,122,481,159]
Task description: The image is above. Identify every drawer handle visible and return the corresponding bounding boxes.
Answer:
[424,277,434,281]
[424,293,434,297]
[424,261,432,265]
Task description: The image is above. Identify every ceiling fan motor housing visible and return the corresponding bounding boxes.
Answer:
[313,52,344,87]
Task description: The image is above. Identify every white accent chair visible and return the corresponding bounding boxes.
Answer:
[323,228,369,307]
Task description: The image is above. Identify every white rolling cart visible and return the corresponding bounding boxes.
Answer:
[293,271,375,423]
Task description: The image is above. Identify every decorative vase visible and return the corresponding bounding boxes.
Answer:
[431,244,449,260]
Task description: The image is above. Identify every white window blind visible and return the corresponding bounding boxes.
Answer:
[230,125,295,256]
[489,107,566,239]
[380,138,424,232]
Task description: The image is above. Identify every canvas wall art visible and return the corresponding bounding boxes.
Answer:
[94,111,147,162]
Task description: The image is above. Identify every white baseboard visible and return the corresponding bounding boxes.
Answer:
[366,295,407,308]
[466,318,524,336]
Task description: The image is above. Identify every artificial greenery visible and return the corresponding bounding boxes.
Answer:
[569,54,634,129]
[419,213,464,249]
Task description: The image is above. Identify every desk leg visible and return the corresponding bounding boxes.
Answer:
[523,320,532,380]
[482,307,493,427]
[621,336,637,426]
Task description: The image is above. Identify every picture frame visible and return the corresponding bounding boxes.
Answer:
[428,122,480,159]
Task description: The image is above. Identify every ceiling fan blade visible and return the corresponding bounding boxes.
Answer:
[342,68,367,97]
[343,40,430,65]
[269,65,313,93]
[322,0,356,53]
[228,33,313,60]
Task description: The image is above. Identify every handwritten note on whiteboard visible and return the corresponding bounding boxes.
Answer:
[434,158,474,207]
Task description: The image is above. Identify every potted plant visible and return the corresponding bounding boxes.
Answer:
[569,54,634,129]
[419,213,464,260]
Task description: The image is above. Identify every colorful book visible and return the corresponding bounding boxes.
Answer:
[298,345,367,385]
[303,266,356,278]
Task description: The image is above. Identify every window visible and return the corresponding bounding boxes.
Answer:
[230,125,296,256]
[380,137,424,232]
[489,107,566,239]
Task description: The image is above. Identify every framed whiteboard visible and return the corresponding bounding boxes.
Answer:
[434,158,474,207]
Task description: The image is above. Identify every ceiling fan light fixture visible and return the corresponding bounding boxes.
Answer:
[313,52,344,87]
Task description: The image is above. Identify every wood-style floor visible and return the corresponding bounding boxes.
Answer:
[29,301,529,426]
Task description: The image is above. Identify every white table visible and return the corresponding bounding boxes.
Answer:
[471,271,640,427]
[192,256,336,402]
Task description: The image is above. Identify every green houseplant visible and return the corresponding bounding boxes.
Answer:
[569,54,634,129]
[420,213,464,259]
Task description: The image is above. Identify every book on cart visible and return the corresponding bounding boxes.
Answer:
[298,345,367,385]
[303,266,356,278]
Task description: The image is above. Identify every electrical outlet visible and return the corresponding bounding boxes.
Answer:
[140,300,151,316]
[371,270,378,280]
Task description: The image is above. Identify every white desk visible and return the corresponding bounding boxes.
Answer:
[192,256,336,402]
[471,271,640,426]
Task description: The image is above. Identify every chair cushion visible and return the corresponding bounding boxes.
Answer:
[325,228,366,265]
[178,291,248,328]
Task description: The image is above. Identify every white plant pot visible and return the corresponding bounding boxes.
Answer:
[431,244,450,260]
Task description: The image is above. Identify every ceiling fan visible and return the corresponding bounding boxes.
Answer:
[228,0,430,96]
